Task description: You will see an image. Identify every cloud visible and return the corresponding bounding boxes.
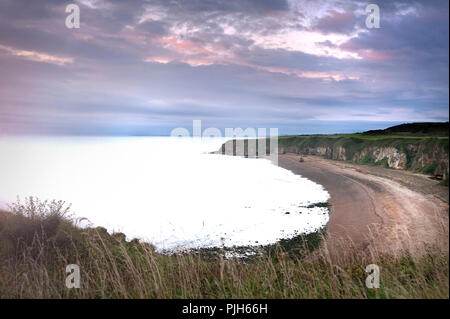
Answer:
[0,45,73,65]
[0,0,448,135]
[312,9,356,34]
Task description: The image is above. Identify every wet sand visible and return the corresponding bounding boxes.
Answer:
[277,154,449,255]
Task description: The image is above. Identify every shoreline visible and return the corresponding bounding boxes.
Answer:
[1,144,447,255]
[276,154,449,256]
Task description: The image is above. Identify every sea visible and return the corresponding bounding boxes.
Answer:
[0,136,330,251]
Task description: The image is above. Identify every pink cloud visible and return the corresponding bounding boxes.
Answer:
[339,41,395,61]
[312,10,356,35]
[0,45,73,65]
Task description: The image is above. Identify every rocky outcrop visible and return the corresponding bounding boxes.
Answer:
[280,145,348,160]
[354,147,408,169]
[219,136,449,180]
[278,137,449,179]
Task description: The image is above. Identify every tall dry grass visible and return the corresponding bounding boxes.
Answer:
[0,197,448,299]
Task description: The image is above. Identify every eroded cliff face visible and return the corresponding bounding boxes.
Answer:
[410,143,450,173]
[354,147,408,169]
[281,145,347,160]
[279,139,449,179]
[219,136,449,179]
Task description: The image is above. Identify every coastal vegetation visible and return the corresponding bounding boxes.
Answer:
[278,123,449,180]
[220,122,449,182]
[1,123,448,299]
[279,135,448,173]
[0,197,447,299]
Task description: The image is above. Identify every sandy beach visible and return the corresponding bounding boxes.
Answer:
[277,154,449,256]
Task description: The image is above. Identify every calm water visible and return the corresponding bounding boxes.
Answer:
[0,137,330,251]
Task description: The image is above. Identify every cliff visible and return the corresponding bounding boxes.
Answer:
[218,123,449,181]
[278,136,449,179]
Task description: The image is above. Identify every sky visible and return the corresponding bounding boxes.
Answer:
[0,0,448,136]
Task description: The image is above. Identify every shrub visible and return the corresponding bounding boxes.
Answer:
[0,198,448,299]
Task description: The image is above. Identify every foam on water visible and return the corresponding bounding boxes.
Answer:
[0,137,330,251]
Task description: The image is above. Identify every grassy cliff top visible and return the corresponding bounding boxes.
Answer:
[279,122,449,141]
[363,122,449,137]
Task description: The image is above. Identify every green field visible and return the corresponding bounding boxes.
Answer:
[280,134,449,141]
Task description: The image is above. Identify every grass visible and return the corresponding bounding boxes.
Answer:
[275,134,449,180]
[223,122,449,182]
[0,197,448,299]
[279,134,449,141]
[422,163,439,175]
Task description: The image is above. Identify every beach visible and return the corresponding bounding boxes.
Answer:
[277,154,449,256]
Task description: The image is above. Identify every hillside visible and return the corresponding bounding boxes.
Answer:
[218,122,450,182]
[278,135,449,179]
[362,122,449,137]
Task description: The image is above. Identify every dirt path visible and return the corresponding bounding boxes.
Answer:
[278,154,449,255]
